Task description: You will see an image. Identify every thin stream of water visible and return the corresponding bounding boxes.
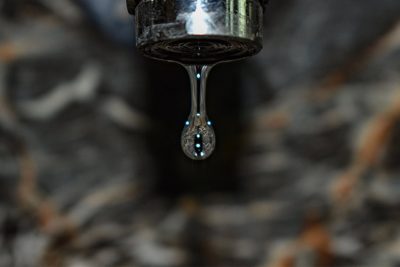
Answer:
[181,65,216,160]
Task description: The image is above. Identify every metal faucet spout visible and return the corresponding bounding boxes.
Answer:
[126,0,266,64]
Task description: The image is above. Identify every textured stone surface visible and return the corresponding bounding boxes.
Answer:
[1,0,400,266]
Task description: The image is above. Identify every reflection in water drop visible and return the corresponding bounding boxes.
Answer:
[181,65,215,160]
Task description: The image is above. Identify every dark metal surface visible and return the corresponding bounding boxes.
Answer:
[134,0,263,64]
[126,0,139,14]
[127,0,268,14]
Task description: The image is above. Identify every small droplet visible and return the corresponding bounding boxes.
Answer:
[181,116,215,160]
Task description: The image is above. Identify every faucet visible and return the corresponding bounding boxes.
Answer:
[126,0,266,64]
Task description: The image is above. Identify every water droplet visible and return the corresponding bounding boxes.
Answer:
[181,116,215,160]
[181,65,215,160]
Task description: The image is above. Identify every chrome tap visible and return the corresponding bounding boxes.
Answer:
[126,0,266,64]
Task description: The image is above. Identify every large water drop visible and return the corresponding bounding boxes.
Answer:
[181,65,215,160]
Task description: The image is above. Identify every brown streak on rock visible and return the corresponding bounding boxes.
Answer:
[331,89,400,205]
[356,114,395,168]
[0,42,16,63]
[264,215,333,267]
[16,146,77,266]
[314,20,400,101]
[299,215,333,267]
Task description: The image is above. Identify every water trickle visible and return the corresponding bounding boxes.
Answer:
[181,65,215,160]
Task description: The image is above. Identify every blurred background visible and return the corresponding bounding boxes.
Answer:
[1,0,400,266]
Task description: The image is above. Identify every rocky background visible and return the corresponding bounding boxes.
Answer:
[1,0,400,266]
